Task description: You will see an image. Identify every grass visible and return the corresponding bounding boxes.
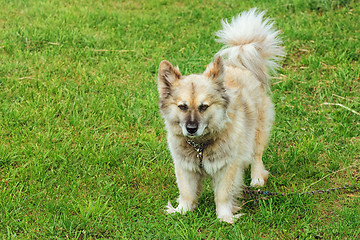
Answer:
[0,0,359,239]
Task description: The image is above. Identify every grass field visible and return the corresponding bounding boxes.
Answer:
[0,0,359,239]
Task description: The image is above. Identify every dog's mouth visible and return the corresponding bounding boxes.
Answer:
[185,132,198,138]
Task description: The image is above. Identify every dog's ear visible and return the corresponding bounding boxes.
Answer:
[158,60,182,99]
[205,56,225,86]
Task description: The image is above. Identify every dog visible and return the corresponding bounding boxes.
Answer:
[157,9,285,223]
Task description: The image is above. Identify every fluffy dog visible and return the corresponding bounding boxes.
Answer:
[157,9,285,223]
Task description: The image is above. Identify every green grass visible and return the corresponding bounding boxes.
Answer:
[0,0,359,239]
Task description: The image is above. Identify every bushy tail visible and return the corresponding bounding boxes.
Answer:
[215,8,285,86]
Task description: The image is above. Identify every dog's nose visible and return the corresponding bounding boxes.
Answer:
[186,121,198,134]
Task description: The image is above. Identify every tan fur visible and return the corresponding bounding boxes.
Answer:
[159,9,284,223]
[159,60,274,223]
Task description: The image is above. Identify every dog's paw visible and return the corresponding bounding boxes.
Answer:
[217,203,244,224]
[218,213,244,224]
[250,178,265,187]
[250,170,269,187]
[166,201,192,215]
[166,201,178,214]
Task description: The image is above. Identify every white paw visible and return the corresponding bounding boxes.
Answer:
[166,201,178,214]
[250,170,269,187]
[165,201,191,215]
[217,203,244,224]
[250,178,265,187]
[218,213,244,224]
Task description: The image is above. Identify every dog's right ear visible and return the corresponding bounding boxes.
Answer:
[158,60,182,99]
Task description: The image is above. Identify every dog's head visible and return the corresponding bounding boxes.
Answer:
[158,56,230,138]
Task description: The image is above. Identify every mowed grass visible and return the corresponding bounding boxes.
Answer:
[0,0,359,239]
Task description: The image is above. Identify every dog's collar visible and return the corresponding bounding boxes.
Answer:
[186,139,207,168]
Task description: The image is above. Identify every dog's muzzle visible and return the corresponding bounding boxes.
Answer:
[186,121,198,135]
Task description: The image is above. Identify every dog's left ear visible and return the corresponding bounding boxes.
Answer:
[205,56,225,86]
[158,60,182,99]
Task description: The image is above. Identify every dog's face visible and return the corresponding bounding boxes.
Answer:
[158,57,229,138]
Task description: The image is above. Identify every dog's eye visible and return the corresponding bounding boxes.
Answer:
[199,104,209,111]
[178,104,188,111]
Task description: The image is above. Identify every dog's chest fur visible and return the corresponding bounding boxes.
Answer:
[167,67,261,175]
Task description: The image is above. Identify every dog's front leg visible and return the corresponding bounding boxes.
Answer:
[213,163,244,223]
[167,165,202,215]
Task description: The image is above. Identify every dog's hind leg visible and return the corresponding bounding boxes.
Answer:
[250,96,274,187]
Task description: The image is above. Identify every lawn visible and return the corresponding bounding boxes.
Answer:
[0,0,359,239]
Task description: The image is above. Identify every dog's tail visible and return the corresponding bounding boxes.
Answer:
[215,8,285,86]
